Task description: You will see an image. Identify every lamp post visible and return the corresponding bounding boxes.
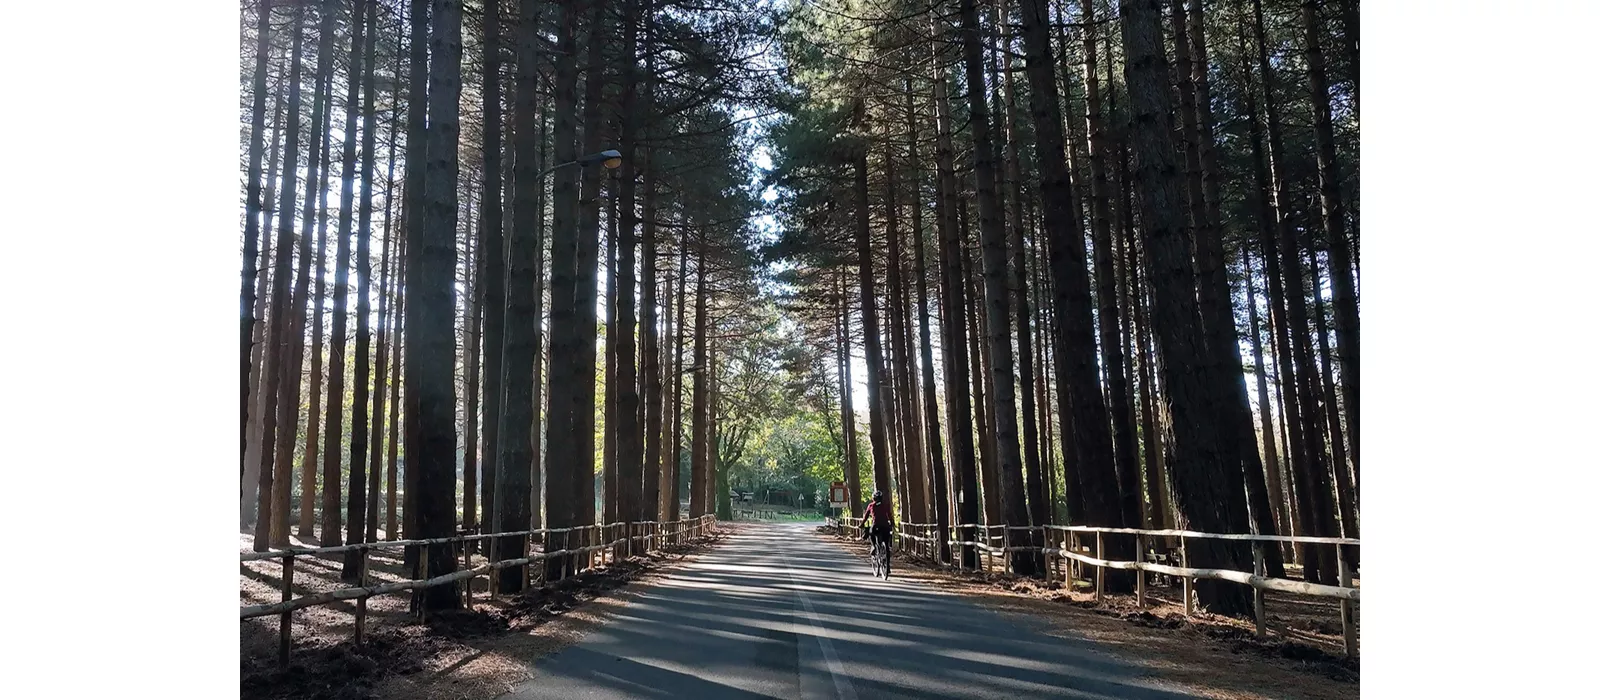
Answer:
[541,148,623,177]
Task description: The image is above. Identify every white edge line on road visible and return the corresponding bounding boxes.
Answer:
[782,547,860,700]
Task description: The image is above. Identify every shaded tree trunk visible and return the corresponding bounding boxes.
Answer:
[837,273,863,518]
[853,142,894,513]
[689,242,710,518]
[933,49,979,565]
[1249,0,1336,584]
[479,0,508,549]
[407,0,464,611]
[1074,0,1141,534]
[1302,0,1359,490]
[909,73,952,563]
[343,0,380,577]
[956,0,1033,576]
[1117,0,1255,615]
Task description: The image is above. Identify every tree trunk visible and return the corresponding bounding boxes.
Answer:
[1175,0,1284,576]
[570,0,610,541]
[964,221,1001,526]
[385,226,406,539]
[853,144,895,513]
[928,30,981,563]
[542,0,584,580]
[908,75,951,563]
[1073,0,1141,535]
[1249,0,1337,584]
[302,112,333,541]
[689,242,710,518]
[407,0,463,611]
[479,0,508,549]
[265,2,339,548]
[241,0,276,475]
[998,2,1048,553]
[883,138,926,526]
[495,0,543,593]
[615,0,642,527]
[1117,0,1255,615]
[668,225,689,522]
[463,181,482,544]
[639,13,662,523]
[1313,253,1358,549]
[1243,248,1286,535]
[343,0,380,577]
[324,0,373,548]
[1302,0,1359,489]
[956,0,1033,576]
[244,52,288,527]
[604,196,619,527]
[837,274,863,518]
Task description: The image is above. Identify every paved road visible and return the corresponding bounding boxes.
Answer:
[503,522,1199,700]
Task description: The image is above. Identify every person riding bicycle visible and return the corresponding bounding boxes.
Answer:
[859,490,892,555]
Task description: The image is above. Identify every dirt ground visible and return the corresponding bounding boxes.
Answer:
[240,527,727,700]
[821,528,1359,700]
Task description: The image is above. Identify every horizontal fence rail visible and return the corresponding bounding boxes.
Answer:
[825,518,1359,658]
[241,514,718,669]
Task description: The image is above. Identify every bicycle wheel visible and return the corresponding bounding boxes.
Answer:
[881,540,891,579]
[870,542,882,577]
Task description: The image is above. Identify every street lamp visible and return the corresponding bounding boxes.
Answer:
[542,148,623,176]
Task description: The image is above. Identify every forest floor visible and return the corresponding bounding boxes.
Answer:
[239,526,728,700]
[820,527,1359,700]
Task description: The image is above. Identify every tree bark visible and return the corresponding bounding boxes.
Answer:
[956,0,1033,576]
[689,241,710,518]
[909,74,951,563]
[1117,0,1255,614]
[407,0,463,611]
[1302,0,1359,489]
[478,0,508,548]
[251,3,307,544]
[998,2,1048,553]
[268,2,339,547]
[853,142,895,514]
[1248,0,1337,584]
[343,0,380,577]
[324,0,373,548]
[615,0,643,527]
[242,0,275,475]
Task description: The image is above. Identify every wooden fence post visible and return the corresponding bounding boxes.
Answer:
[488,536,499,598]
[1046,529,1056,585]
[1095,532,1105,603]
[1067,531,1076,585]
[1181,536,1192,618]
[1136,534,1146,608]
[355,549,368,646]
[279,555,294,670]
[1252,541,1266,636]
[1337,544,1357,658]
[1003,527,1012,573]
[419,545,431,624]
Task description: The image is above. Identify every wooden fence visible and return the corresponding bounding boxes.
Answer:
[831,519,1359,658]
[240,514,717,669]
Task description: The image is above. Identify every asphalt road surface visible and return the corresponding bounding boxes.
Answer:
[503,522,1200,699]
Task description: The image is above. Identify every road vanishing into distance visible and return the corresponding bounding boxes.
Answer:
[503,522,1203,700]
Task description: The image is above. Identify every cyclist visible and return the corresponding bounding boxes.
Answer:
[859,490,892,558]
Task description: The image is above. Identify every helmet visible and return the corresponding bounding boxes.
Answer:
[872,490,883,502]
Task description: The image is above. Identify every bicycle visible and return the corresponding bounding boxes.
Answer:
[869,530,892,579]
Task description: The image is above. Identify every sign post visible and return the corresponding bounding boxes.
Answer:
[828,482,848,530]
